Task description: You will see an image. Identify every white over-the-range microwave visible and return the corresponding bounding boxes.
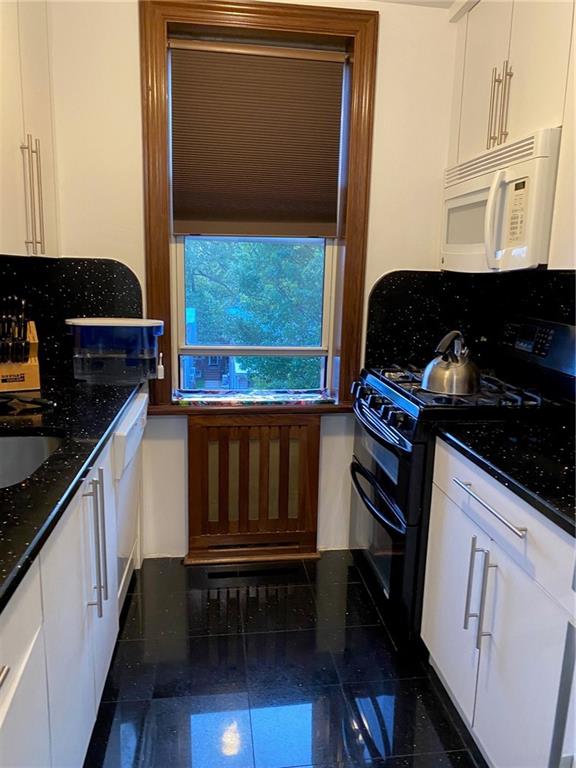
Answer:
[441,127,561,273]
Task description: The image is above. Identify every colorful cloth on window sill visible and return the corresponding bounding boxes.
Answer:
[173,388,336,406]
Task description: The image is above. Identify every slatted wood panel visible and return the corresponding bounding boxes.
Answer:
[186,414,321,564]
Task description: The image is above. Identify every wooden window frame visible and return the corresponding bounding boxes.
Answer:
[139,0,378,407]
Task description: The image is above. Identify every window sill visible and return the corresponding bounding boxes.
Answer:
[148,401,353,416]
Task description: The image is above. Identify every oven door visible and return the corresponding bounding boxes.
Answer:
[349,459,408,603]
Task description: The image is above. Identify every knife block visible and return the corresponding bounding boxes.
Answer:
[0,321,40,393]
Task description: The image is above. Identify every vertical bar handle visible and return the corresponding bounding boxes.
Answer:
[476,549,497,650]
[83,479,103,618]
[483,169,506,270]
[0,665,10,690]
[20,134,37,254]
[498,60,514,145]
[486,67,498,149]
[97,468,109,602]
[463,535,482,630]
[33,138,45,254]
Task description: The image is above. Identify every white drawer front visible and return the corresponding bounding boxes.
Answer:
[434,438,576,616]
[0,560,43,712]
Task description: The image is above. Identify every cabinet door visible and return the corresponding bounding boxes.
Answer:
[473,541,570,768]
[89,443,119,703]
[17,0,58,256]
[506,0,574,145]
[0,1,28,256]
[458,0,513,161]
[0,627,51,768]
[421,484,490,724]
[41,490,96,768]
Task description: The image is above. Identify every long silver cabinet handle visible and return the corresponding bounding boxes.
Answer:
[0,665,10,690]
[463,535,483,630]
[486,66,500,149]
[97,468,109,601]
[453,477,528,539]
[83,479,103,618]
[33,138,45,254]
[498,60,513,145]
[20,134,37,254]
[476,549,497,650]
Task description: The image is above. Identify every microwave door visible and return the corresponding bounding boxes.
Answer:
[442,182,492,272]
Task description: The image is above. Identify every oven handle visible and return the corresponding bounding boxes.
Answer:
[353,399,411,456]
[350,460,408,536]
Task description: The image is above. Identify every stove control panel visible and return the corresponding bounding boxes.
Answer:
[501,318,575,376]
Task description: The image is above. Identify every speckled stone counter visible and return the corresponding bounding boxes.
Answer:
[438,419,575,537]
[0,379,138,612]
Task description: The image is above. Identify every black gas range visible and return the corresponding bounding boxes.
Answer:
[349,317,575,645]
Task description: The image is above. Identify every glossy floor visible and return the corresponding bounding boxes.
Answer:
[85,553,486,768]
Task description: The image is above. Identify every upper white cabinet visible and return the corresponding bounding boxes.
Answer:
[458,1,513,161]
[0,0,58,257]
[454,0,574,163]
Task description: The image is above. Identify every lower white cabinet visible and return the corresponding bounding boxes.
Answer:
[0,562,51,768]
[423,441,575,768]
[421,485,489,724]
[41,441,118,767]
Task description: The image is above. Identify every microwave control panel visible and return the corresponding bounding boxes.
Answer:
[505,178,528,247]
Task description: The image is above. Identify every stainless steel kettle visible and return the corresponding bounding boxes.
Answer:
[421,330,480,395]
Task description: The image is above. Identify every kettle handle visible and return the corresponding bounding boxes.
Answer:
[435,330,463,357]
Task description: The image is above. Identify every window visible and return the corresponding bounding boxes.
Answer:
[140,1,378,405]
[176,236,334,392]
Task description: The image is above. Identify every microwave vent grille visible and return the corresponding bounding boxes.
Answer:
[445,136,537,186]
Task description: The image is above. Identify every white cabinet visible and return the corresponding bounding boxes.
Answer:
[41,487,97,768]
[423,440,575,768]
[453,0,574,163]
[505,0,574,146]
[0,1,28,257]
[458,0,513,161]
[41,442,118,768]
[0,0,58,257]
[473,541,571,768]
[0,562,51,768]
[422,485,490,724]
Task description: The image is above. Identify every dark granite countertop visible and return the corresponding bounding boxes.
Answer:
[0,378,138,612]
[438,418,575,537]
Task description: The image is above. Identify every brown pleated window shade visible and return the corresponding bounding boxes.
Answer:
[170,45,344,237]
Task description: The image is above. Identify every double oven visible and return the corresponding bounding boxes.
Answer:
[349,390,434,643]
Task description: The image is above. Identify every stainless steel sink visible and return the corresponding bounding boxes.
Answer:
[0,435,62,489]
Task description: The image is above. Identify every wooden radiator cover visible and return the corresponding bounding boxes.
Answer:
[186,414,321,564]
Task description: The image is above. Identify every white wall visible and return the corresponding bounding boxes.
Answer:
[47,0,456,555]
[48,1,146,291]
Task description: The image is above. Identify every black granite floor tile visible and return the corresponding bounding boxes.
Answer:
[118,587,244,640]
[85,694,254,768]
[371,751,479,767]
[249,684,348,768]
[101,639,157,703]
[314,581,383,629]
[305,550,363,586]
[234,561,310,587]
[328,625,427,683]
[341,679,466,761]
[245,629,339,691]
[242,585,318,633]
[152,634,247,698]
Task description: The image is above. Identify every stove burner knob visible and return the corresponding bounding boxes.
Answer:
[366,394,382,410]
[388,410,406,429]
[350,380,362,397]
[378,403,391,418]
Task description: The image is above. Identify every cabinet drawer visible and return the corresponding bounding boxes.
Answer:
[434,438,575,616]
[0,560,43,709]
